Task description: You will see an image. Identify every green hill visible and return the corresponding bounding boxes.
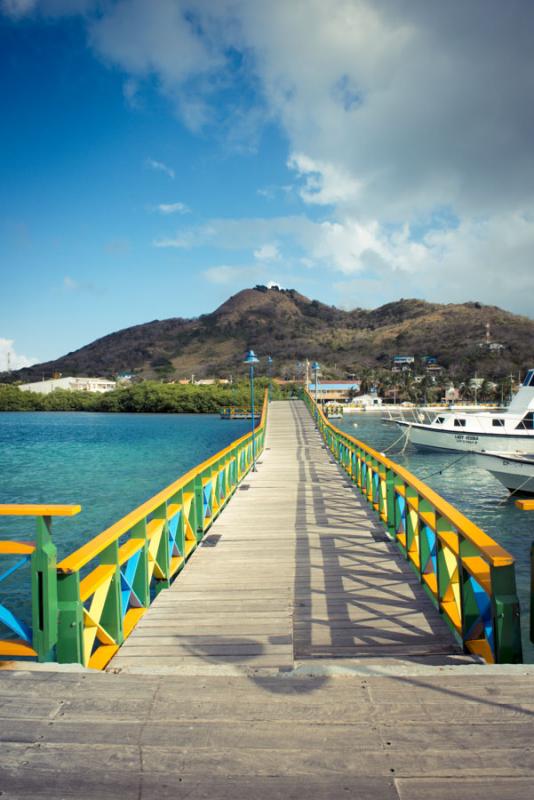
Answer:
[4,287,534,383]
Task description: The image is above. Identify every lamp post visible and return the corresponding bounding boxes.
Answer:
[244,349,259,471]
[311,361,320,426]
[267,355,273,402]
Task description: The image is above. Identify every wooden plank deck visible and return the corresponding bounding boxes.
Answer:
[1,667,534,798]
[111,400,463,673]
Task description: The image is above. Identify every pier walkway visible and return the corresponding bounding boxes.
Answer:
[112,401,462,672]
[2,401,534,798]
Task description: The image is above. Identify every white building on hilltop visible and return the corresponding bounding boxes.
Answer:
[19,376,116,394]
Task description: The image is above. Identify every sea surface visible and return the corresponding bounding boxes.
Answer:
[1,408,533,661]
[337,411,534,662]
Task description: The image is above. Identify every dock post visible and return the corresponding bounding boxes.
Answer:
[31,514,58,662]
[56,571,84,664]
[385,467,396,538]
[194,475,205,540]
[491,563,523,663]
[531,542,534,644]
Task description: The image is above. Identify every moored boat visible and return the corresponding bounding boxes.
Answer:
[474,451,534,495]
[220,407,260,420]
[396,369,534,454]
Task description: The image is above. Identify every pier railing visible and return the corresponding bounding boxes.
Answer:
[514,499,534,647]
[304,390,522,664]
[0,390,268,668]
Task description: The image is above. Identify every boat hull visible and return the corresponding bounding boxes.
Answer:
[397,422,534,455]
[474,453,534,494]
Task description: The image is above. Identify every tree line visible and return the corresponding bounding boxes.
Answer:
[0,379,295,413]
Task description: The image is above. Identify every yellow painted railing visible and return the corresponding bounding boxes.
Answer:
[304,390,522,664]
[0,392,268,668]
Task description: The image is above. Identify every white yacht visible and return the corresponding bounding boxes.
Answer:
[396,370,534,454]
[473,451,534,495]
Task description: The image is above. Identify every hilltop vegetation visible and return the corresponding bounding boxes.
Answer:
[3,287,534,385]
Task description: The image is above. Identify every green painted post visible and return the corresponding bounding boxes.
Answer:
[194,474,204,539]
[218,458,226,508]
[231,448,238,490]
[31,515,58,662]
[98,540,124,643]
[131,518,150,607]
[491,563,523,663]
[531,542,534,644]
[385,467,396,537]
[153,502,171,590]
[57,571,84,664]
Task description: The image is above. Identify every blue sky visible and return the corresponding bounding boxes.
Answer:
[2,1,534,368]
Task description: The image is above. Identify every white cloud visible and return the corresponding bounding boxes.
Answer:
[287,153,362,207]
[123,78,141,109]
[153,234,192,248]
[203,265,264,285]
[0,338,38,370]
[1,0,97,17]
[145,157,175,179]
[156,202,190,215]
[63,275,104,295]
[253,243,280,262]
[153,208,534,315]
[1,0,36,17]
[88,0,224,132]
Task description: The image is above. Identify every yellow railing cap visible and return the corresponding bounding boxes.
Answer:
[0,504,81,517]
[515,499,534,511]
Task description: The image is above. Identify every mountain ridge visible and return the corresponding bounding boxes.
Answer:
[4,287,533,382]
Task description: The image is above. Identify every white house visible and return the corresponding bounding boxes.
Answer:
[19,377,116,394]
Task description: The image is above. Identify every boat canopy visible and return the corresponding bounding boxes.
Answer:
[507,370,534,414]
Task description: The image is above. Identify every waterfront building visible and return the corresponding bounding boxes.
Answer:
[19,376,116,394]
[392,355,415,371]
[307,381,360,402]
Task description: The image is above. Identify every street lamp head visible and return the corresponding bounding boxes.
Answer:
[311,361,320,372]
[243,349,259,365]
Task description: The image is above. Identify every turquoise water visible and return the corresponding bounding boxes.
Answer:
[0,412,249,630]
[0,412,250,554]
[337,412,534,662]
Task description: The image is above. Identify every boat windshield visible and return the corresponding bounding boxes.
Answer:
[516,412,534,430]
[522,370,534,387]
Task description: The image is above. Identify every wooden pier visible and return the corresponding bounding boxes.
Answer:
[111,401,463,672]
[1,401,534,797]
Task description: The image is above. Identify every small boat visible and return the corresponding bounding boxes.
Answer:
[396,370,534,454]
[474,451,534,495]
[324,403,344,419]
[220,407,260,420]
